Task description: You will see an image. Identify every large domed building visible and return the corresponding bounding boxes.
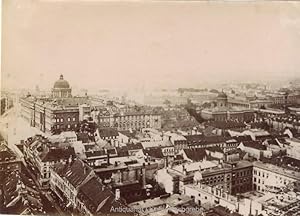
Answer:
[200,91,255,122]
[52,74,72,98]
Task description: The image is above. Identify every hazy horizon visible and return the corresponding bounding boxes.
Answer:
[2,0,300,91]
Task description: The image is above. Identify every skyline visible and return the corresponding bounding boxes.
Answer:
[2,0,300,91]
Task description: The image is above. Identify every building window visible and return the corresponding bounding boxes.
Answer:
[73,117,76,121]
[67,117,70,122]
[61,118,63,122]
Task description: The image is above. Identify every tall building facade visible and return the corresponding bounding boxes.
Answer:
[20,75,89,133]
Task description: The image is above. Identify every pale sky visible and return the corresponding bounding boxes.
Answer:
[2,0,300,90]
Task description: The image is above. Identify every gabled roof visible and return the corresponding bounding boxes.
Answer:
[64,160,93,188]
[183,148,207,161]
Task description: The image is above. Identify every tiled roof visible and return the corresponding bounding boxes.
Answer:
[127,143,143,150]
[98,128,119,138]
[183,148,207,161]
[143,147,164,159]
[83,144,95,152]
[40,146,75,162]
[2,171,42,214]
[0,145,16,162]
[64,160,93,188]
[77,132,90,143]
[141,140,173,149]
[206,121,247,129]
[241,141,267,150]
[231,135,252,142]
[116,146,129,157]
[118,130,138,139]
[266,139,280,146]
[185,135,229,145]
[78,177,112,214]
[85,150,106,158]
[206,146,224,153]
[107,148,117,155]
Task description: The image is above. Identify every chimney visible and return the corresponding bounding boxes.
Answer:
[107,151,110,165]
[183,164,187,175]
[165,157,168,168]
[141,168,146,188]
[115,189,120,201]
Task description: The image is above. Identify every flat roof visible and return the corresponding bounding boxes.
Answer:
[253,161,300,181]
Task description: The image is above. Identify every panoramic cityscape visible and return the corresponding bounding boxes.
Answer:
[2,1,300,216]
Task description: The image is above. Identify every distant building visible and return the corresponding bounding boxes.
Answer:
[95,107,162,131]
[200,93,255,122]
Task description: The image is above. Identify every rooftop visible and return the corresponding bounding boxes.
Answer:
[253,161,300,181]
[183,148,207,162]
[241,140,267,150]
[129,194,192,210]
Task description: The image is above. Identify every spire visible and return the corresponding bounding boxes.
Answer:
[59,74,64,80]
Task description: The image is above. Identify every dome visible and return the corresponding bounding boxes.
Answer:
[53,75,70,89]
[217,92,227,99]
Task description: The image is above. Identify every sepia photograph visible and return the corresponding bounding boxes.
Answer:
[1,0,300,215]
